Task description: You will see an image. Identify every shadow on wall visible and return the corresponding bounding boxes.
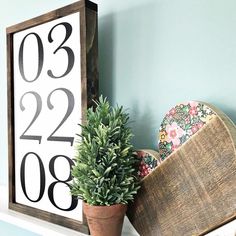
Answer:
[98,1,160,149]
[130,102,158,150]
[223,108,236,125]
[98,13,115,104]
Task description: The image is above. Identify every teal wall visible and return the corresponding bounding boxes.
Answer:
[1,0,236,185]
[98,0,236,150]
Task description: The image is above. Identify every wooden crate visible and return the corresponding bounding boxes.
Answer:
[127,106,236,235]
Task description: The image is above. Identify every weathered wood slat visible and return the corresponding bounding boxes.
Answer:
[127,113,236,236]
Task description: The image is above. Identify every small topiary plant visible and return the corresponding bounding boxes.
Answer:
[70,96,140,206]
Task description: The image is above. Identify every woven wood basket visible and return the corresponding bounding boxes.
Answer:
[127,104,236,236]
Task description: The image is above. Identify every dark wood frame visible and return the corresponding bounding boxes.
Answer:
[6,0,98,233]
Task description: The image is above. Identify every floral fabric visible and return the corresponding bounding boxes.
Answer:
[137,150,160,179]
[158,101,216,160]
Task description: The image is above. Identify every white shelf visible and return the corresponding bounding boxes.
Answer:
[1,184,234,236]
[0,185,138,236]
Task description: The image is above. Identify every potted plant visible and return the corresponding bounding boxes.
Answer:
[70,96,140,236]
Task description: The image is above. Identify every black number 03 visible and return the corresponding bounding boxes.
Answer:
[18,22,74,82]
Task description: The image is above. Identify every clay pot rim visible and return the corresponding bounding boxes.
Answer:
[83,202,126,207]
[83,202,127,219]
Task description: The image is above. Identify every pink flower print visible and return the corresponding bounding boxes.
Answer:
[186,129,193,136]
[189,101,198,108]
[191,125,198,134]
[172,145,179,151]
[138,161,151,178]
[197,122,204,129]
[185,117,190,123]
[189,107,198,116]
[169,108,176,115]
[137,151,145,158]
[166,122,185,146]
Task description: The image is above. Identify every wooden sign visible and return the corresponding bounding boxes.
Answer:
[7,0,98,233]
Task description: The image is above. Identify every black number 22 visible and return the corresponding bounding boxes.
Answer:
[20,88,75,146]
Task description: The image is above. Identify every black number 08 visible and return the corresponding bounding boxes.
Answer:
[20,152,78,211]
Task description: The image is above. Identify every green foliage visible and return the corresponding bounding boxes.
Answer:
[70,96,140,206]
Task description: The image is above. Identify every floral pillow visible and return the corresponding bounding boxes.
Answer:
[158,101,216,161]
[136,150,160,179]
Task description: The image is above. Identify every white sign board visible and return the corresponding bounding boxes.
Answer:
[7,1,98,233]
[13,12,82,221]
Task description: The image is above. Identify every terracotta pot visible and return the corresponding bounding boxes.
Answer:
[83,202,127,236]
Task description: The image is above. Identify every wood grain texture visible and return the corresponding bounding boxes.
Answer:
[127,112,236,236]
[6,0,97,34]
[81,6,99,122]
[6,1,98,234]
[7,32,15,213]
[9,203,89,233]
